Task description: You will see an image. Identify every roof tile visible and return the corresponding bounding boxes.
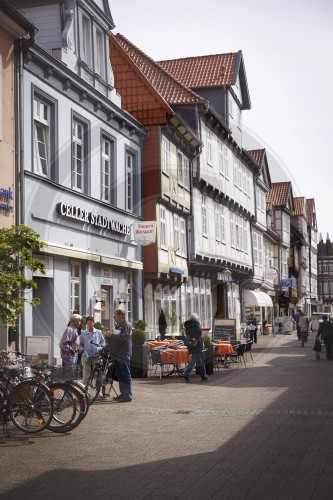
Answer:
[158,53,239,88]
[266,182,291,208]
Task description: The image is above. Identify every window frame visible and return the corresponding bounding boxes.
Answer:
[32,89,57,181]
[160,206,167,248]
[72,113,89,194]
[202,195,208,236]
[161,136,169,174]
[101,134,114,204]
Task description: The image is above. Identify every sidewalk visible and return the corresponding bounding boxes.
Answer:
[2,332,333,500]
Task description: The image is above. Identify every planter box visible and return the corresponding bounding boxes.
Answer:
[130,344,148,378]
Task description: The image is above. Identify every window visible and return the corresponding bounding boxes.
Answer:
[101,136,112,202]
[177,152,184,185]
[242,220,247,253]
[215,203,220,241]
[233,157,238,186]
[81,14,92,67]
[202,196,207,236]
[179,218,186,256]
[281,248,288,277]
[253,232,258,265]
[218,142,224,176]
[160,206,167,247]
[34,97,50,176]
[162,136,169,174]
[258,234,263,267]
[126,151,134,212]
[224,144,229,178]
[72,119,85,191]
[230,212,235,247]
[220,206,225,242]
[235,215,240,248]
[183,156,190,189]
[174,215,180,252]
[70,262,81,314]
[206,129,212,165]
[95,28,106,80]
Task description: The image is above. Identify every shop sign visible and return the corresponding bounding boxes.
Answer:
[265,267,278,280]
[133,221,156,246]
[32,254,54,278]
[281,278,292,288]
[0,186,14,214]
[56,202,130,235]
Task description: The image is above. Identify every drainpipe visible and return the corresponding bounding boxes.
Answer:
[14,32,35,350]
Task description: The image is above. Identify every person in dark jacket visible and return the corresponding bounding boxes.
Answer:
[109,309,132,402]
[182,313,208,383]
[318,316,333,360]
[248,313,258,344]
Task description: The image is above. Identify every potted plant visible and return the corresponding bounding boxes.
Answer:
[158,308,167,340]
[130,322,148,378]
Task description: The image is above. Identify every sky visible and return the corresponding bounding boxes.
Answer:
[109,0,333,240]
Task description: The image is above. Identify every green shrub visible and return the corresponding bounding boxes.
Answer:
[202,333,212,347]
[133,320,147,331]
[132,328,146,346]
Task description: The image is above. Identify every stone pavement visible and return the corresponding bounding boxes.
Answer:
[2,332,333,500]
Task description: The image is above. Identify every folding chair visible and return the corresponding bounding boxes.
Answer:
[229,343,246,367]
[150,348,175,379]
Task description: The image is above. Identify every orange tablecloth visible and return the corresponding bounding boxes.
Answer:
[213,343,234,355]
[161,348,190,364]
[147,341,168,351]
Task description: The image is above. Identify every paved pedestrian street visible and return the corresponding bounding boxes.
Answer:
[2,333,333,500]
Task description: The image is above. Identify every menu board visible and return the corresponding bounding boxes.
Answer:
[213,319,236,341]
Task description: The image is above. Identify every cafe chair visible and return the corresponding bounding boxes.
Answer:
[229,343,246,367]
[244,340,254,362]
[213,345,223,371]
[150,348,175,379]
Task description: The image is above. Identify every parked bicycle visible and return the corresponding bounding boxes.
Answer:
[86,342,118,403]
[30,363,89,433]
[0,350,54,434]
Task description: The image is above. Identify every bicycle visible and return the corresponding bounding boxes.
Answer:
[31,363,89,433]
[0,351,54,434]
[86,342,119,404]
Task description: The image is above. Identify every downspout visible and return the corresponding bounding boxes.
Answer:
[14,32,35,350]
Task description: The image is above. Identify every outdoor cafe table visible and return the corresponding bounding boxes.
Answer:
[212,342,234,367]
[160,347,190,376]
[147,340,184,351]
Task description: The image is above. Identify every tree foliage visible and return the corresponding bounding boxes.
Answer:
[0,225,46,323]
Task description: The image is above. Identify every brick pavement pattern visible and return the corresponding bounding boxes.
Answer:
[1,332,333,500]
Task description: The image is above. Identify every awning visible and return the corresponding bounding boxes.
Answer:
[244,290,273,307]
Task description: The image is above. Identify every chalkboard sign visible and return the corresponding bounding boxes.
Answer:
[213,319,236,341]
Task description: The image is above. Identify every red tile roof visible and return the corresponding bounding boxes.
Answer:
[266,182,291,208]
[112,34,207,111]
[293,197,306,217]
[158,53,239,88]
[247,149,265,167]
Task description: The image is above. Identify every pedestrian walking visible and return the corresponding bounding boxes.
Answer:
[108,309,132,402]
[318,315,333,360]
[59,313,81,374]
[183,313,208,383]
[80,316,105,385]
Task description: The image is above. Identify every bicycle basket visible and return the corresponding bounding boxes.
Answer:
[7,381,35,405]
[3,364,24,378]
[50,364,81,382]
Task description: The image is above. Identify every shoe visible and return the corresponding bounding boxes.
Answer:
[115,395,132,403]
[184,377,190,383]
[201,378,208,381]
[113,395,122,401]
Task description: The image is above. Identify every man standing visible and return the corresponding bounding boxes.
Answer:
[318,316,333,360]
[248,313,258,344]
[59,313,81,374]
[108,309,132,403]
[80,316,105,385]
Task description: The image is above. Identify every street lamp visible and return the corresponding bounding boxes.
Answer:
[217,268,233,282]
[119,292,130,305]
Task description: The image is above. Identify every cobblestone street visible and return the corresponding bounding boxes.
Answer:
[2,332,333,500]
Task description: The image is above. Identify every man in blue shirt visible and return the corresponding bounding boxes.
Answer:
[80,316,105,385]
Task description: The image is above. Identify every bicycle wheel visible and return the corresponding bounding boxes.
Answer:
[86,367,102,404]
[48,383,85,433]
[69,380,89,418]
[9,380,53,433]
